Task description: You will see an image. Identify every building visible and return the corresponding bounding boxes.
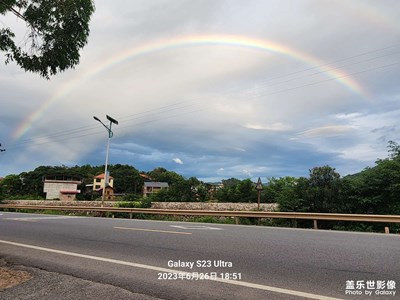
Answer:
[94,185,115,201]
[43,174,83,200]
[93,173,114,191]
[143,182,169,197]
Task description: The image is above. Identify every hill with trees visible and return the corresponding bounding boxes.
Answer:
[1,142,399,230]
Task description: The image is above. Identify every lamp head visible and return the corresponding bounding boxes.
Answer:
[106,115,118,125]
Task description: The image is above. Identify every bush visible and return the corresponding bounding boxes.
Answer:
[123,193,140,201]
[115,197,152,208]
[115,201,141,208]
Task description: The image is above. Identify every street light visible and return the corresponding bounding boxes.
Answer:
[93,115,118,206]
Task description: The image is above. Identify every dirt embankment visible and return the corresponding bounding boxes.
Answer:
[0,259,32,291]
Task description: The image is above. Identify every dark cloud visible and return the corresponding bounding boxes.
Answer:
[1,0,400,181]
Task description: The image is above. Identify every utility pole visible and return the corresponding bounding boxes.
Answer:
[93,115,118,207]
[256,177,263,210]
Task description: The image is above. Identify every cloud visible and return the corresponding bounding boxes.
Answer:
[297,125,355,138]
[1,1,400,183]
[172,158,184,165]
[244,122,291,131]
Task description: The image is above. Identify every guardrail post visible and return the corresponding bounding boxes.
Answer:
[313,219,318,230]
[293,219,297,228]
[129,213,133,219]
[385,227,389,234]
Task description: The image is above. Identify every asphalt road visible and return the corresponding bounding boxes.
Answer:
[0,211,398,300]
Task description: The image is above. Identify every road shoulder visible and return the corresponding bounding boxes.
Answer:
[0,258,161,300]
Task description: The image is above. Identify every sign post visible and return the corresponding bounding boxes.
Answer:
[256,177,263,210]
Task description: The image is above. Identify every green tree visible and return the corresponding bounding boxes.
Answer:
[266,176,304,211]
[236,179,257,203]
[306,165,341,213]
[1,0,95,78]
[347,142,400,215]
[276,177,307,212]
[148,176,207,202]
[108,164,142,194]
[0,174,25,199]
[264,177,298,203]
[148,167,184,185]
[215,178,258,203]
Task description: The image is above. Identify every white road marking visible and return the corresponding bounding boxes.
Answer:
[170,225,223,230]
[114,226,192,235]
[0,239,343,300]
[5,216,79,221]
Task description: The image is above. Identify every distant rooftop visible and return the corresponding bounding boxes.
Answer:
[43,174,82,183]
[94,173,114,179]
[143,182,169,188]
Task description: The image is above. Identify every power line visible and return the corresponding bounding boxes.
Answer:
[7,58,400,150]
[10,100,203,147]
[6,43,400,150]
[7,106,207,150]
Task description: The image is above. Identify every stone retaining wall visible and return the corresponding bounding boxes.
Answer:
[2,200,115,207]
[3,200,278,211]
[151,202,278,211]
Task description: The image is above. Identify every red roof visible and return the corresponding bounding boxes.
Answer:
[140,173,151,180]
[94,173,113,179]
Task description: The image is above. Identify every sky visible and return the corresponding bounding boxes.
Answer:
[1,0,400,182]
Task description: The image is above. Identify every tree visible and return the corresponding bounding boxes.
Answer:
[276,177,307,212]
[108,164,142,194]
[148,167,184,185]
[306,165,341,212]
[265,176,304,211]
[148,176,208,202]
[215,178,257,203]
[347,142,400,215]
[0,174,24,199]
[264,177,298,203]
[236,179,257,203]
[1,0,95,78]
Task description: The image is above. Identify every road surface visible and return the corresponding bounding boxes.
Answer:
[0,211,398,299]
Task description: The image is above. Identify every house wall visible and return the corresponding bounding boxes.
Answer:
[143,183,169,197]
[43,181,79,200]
[93,177,114,190]
[60,193,77,201]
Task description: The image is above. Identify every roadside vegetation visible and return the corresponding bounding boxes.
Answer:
[1,141,399,233]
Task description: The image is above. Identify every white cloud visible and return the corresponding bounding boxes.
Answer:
[172,158,184,165]
[298,125,355,138]
[244,122,291,131]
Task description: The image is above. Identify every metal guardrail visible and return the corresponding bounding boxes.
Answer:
[1,204,400,228]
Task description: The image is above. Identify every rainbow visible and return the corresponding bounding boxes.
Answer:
[13,34,367,140]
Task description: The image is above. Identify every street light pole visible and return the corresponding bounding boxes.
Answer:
[93,115,118,207]
[256,177,263,210]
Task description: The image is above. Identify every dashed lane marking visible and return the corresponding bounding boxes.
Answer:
[114,226,192,235]
[4,216,79,221]
[3,216,79,222]
[170,225,223,230]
